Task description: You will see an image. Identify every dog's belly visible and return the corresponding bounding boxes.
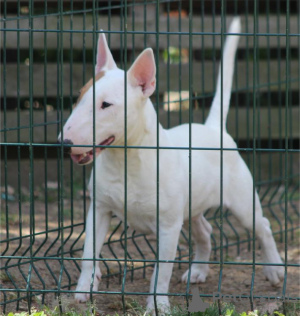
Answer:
[101,191,158,234]
[117,204,157,234]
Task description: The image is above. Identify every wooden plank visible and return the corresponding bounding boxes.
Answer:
[1,60,299,97]
[2,151,299,189]
[3,0,297,15]
[2,15,299,49]
[0,159,87,190]
[2,107,299,144]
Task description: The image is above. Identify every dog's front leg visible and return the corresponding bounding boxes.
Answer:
[146,223,182,315]
[75,202,111,303]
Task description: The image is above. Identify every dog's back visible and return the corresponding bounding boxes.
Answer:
[164,17,242,215]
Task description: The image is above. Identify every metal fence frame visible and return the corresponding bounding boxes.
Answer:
[1,0,299,315]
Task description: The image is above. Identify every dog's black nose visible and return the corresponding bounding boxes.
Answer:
[57,139,74,154]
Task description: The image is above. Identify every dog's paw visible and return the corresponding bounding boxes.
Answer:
[146,296,170,316]
[74,268,101,303]
[263,265,284,286]
[75,292,91,304]
[181,264,209,284]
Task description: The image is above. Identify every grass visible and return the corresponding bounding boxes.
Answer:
[0,212,19,226]
[283,301,300,316]
[3,300,300,316]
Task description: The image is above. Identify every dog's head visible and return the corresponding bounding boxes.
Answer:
[58,31,156,165]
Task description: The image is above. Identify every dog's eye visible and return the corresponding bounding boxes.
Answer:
[102,101,112,109]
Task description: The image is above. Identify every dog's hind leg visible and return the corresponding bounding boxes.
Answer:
[227,169,284,286]
[181,214,212,284]
[146,222,183,314]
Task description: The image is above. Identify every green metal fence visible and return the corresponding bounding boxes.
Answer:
[1,0,299,315]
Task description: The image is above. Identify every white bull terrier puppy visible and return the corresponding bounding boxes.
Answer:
[58,17,284,313]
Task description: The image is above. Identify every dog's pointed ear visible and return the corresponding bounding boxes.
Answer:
[128,48,156,98]
[95,30,117,74]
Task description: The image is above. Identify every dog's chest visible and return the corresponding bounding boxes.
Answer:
[95,158,159,233]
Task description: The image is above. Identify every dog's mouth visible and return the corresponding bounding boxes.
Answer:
[70,136,115,165]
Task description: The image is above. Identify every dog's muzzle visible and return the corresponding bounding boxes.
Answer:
[57,136,115,165]
[57,139,74,154]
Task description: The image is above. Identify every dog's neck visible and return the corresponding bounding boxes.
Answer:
[104,98,165,167]
[137,98,163,144]
[121,97,164,146]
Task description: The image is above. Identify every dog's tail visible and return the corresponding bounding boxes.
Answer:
[205,17,241,130]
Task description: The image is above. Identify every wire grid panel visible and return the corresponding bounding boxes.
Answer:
[1,0,299,314]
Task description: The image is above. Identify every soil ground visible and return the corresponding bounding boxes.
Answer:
[1,187,299,315]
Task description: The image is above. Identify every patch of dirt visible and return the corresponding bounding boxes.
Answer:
[1,192,299,315]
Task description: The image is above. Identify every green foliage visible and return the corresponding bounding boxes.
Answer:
[240,311,262,316]
[7,312,46,316]
[6,302,97,316]
[225,309,235,316]
[0,212,18,226]
[284,300,300,316]
[190,302,239,316]
[6,300,300,316]
[163,47,181,64]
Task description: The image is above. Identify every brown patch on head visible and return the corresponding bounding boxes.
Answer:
[73,71,105,108]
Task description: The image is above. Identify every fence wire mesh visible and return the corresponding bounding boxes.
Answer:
[1,0,299,315]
